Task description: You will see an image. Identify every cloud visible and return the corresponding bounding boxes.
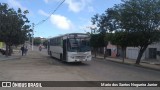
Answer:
[8,0,27,11]
[50,14,73,30]
[78,21,95,32]
[38,10,73,30]
[87,6,95,13]
[44,0,49,3]
[38,9,49,16]
[43,0,93,13]
[65,0,92,13]
[44,0,59,4]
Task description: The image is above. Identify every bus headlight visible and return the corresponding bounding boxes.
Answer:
[70,56,75,59]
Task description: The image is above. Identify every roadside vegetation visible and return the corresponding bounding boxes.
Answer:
[0,3,32,56]
[90,0,160,64]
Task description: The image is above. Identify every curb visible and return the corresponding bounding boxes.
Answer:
[141,61,160,65]
[133,64,160,72]
[93,57,160,72]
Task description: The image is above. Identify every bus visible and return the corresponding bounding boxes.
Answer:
[47,33,92,62]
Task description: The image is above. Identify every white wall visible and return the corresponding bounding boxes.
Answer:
[126,42,160,60]
[126,47,145,60]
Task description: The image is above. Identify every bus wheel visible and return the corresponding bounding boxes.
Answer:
[60,54,63,60]
[50,51,52,57]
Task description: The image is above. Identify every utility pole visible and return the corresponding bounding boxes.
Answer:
[86,25,96,34]
[32,23,34,51]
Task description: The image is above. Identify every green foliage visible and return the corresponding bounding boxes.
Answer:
[92,0,160,64]
[90,34,99,48]
[0,3,31,45]
[91,14,109,48]
[43,40,48,48]
[90,33,107,48]
[107,32,127,47]
[0,3,31,55]
[34,38,41,46]
[108,0,160,45]
[110,0,160,64]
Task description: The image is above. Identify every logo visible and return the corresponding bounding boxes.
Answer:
[2,82,11,87]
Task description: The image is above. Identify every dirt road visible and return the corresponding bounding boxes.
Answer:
[0,48,159,90]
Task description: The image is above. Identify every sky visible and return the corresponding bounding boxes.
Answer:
[0,0,122,38]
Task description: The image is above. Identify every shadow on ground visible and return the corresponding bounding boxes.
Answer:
[49,56,90,67]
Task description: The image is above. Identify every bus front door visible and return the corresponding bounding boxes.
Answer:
[63,40,67,60]
[47,41,50,55]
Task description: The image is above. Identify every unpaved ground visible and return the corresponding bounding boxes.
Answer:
[0,48,160,90]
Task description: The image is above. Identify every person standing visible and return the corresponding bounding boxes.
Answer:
[24,46,28,55]
[21,45,25,56]
[39,45,42,51]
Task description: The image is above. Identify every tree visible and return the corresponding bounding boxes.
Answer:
[43,39,48,48]
[91,14,109,58]
[94,0,160,64]
[109,0,160,64]
[90,33,107,58]
[90,34,99,57]
[34,38,41,46]
[0,3,31,56]
[105,31,130,62]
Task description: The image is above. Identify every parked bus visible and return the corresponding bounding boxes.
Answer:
[47,33,92,62]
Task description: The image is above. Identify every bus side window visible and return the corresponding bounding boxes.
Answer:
[60,38,63,46]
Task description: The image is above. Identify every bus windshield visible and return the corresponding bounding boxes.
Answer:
[67,38,91,52]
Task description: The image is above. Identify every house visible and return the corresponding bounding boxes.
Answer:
[145,42,160,60]
[126,47,145,60]
[106,42,117,57]
[126,42,160,60]
[0,42,5,55]
[0,42,5,49]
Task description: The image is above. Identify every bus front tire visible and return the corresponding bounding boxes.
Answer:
[60,54,63,61]
[50,51,52,57]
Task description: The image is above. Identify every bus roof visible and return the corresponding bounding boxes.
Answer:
[49,33,90,39]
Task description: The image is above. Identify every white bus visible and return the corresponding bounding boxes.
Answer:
[47,33,92,62]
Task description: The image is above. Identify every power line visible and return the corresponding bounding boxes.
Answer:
[31,0,65,50]
[35,0,65,26]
